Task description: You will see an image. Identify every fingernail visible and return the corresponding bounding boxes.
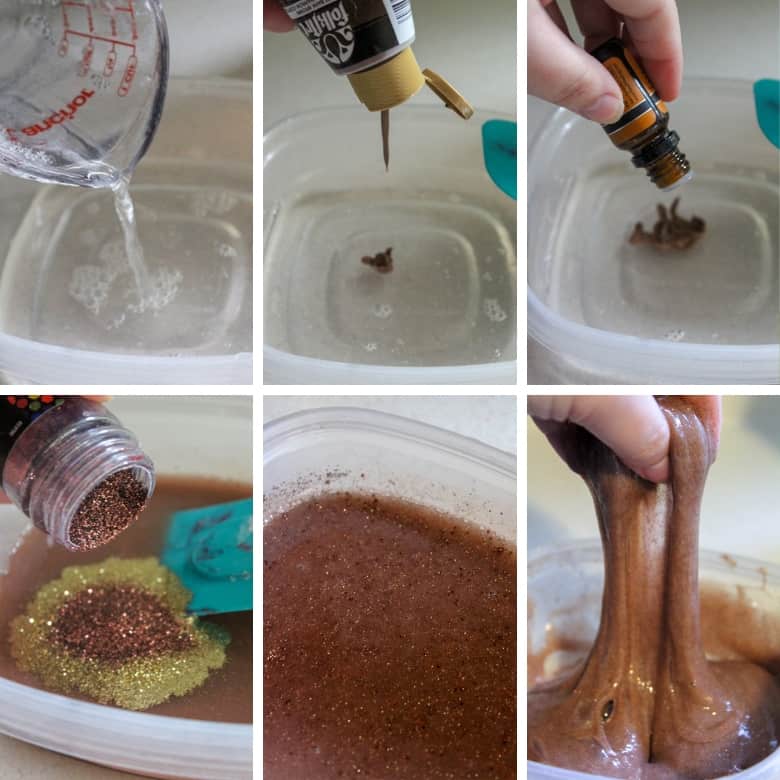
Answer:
[642,457,670,484]
[582,94,624,124]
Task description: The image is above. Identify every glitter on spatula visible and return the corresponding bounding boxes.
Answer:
[10,557,229,711]
[68,470,149,551]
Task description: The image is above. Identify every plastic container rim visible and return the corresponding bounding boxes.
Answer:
[263,103,516,146]
[264,406,516,479]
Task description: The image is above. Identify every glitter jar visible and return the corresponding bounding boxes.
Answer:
[1,396,155,550]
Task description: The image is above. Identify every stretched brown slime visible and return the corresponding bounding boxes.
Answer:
[528,397,780,778]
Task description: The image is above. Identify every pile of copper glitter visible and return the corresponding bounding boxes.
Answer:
[52,584,194,666]
[69,470,148,551]
[629,197,706,252]
[10,558,229,711]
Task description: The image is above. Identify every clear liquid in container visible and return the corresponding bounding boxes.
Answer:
[0,161,252,356]
[264,188,517,367]
[545,164,779,346]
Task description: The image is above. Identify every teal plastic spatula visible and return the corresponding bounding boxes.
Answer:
[161,498,253,615]
[754,79,779,148]
[482,119,517,200]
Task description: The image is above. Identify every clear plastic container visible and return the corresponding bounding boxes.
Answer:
[264,107,517,385]
[264,406,515,542]
[528,78,780,384]
[0,79,252,385]
[528,542,780,780]
[0,397,252,779]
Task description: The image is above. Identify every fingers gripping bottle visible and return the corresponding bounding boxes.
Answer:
[590,38,692,191]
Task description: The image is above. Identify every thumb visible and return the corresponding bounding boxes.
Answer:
[265,0,296,32]
[528,1,624,123]
[567,396,670,483]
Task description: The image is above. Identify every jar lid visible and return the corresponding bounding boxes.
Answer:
[422,69,474,119]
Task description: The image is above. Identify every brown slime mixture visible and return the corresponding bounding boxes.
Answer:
[264,493,516,779]
[0,475,252,723]
[528,397,780,778]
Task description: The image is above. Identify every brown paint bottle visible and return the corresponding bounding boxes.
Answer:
[276,0,472,168]
[591,38,691,191]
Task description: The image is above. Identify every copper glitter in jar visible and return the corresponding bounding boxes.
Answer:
[68,470,149,551]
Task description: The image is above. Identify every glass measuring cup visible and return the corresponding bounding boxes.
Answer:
[0,0,168,188]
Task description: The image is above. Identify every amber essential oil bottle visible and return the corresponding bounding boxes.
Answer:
[590,38,691,190]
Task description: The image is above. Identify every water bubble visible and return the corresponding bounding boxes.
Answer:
[192,190,238,218]
[483,298,507,323]
[216,242,238,258]
[364,342,378,352]
[664,329,685,342]
[68,265,113,315]
[371,303,393,319]
[128,268,184,314]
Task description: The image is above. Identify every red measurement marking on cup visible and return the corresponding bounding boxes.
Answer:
[58,0,139,96]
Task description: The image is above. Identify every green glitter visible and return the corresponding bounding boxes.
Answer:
[10,557,229,711]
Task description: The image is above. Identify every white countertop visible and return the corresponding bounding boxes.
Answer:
[264,396,517,455]
[528,396,780,564]
[0,740,141,780]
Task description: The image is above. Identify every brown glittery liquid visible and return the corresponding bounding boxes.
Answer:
[264,492,517,779]
[0,475,252,723]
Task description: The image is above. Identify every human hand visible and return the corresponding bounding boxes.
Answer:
[529,396,721,483]
[528,0,683,123]
[0,395,111,503]
[265,0,295,32]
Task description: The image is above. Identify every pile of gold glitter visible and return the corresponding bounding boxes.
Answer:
[10,558,229,711]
